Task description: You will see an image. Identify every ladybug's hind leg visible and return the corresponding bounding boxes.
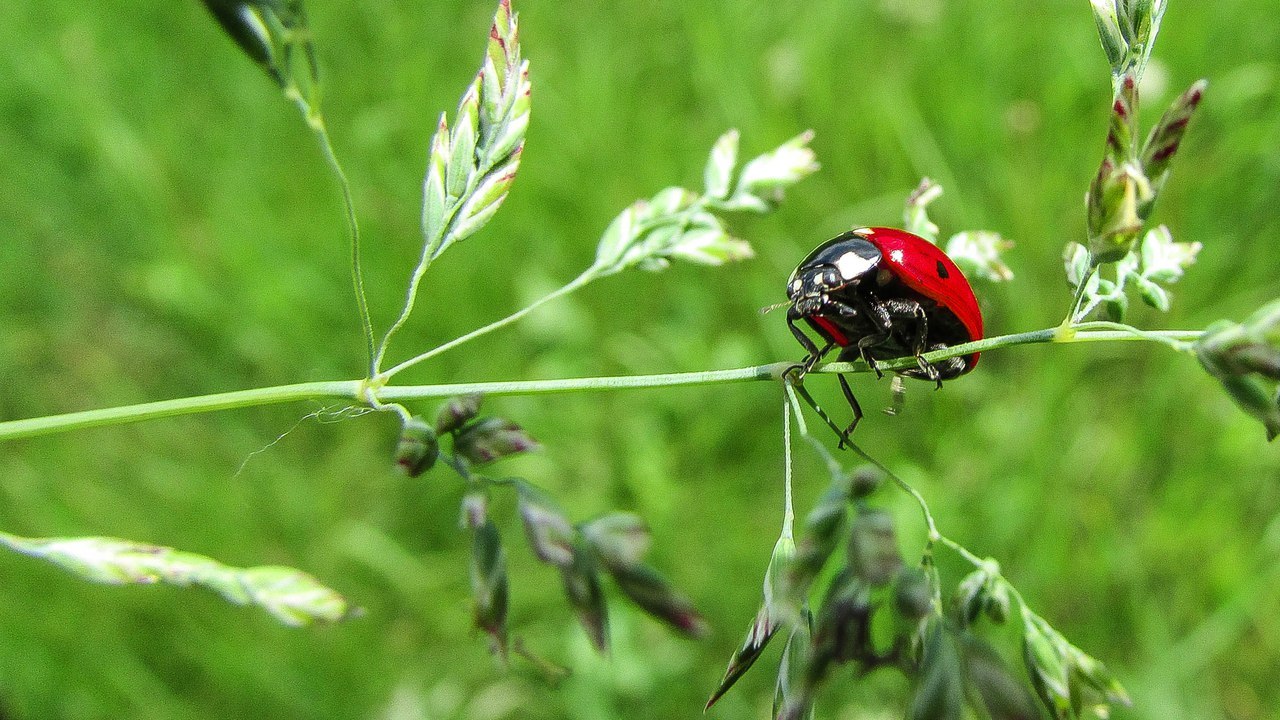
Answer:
[835,373,864,447]
[878,297,930,351]
[861,295,937,380]
[874,297,950,388]
[901,344,967,387]
[913,356,944,389]
[925,344,968,381]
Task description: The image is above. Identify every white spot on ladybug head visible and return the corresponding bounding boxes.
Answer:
[890,249,904,264]
[834,251,876,281]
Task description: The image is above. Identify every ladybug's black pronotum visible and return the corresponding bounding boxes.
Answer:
[786,226,984,437]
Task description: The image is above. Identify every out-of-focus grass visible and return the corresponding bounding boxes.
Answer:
[1,1,1278,719]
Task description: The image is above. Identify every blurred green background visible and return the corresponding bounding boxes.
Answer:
[2,0,1279,718]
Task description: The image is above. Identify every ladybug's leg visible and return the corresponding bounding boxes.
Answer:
[920,343,968,381]
[803,341,835,374]
[835,373,863,447]
[877,298,929,352]
[877,298,945,389]
[786,307,863,444]
[846,295,898,378]
[816,297,886,377]
[785,312,833,375]
[853,335,888,378]
[915,359,943,389]
[786,380,852,449]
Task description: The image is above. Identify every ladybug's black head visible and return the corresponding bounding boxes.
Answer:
[786,234,882,315]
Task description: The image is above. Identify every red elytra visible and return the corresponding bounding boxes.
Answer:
[858,226,983,369]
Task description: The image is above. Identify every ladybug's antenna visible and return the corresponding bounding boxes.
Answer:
[759,300,793,315]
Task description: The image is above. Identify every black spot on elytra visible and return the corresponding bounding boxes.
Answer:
[936,261,950,279]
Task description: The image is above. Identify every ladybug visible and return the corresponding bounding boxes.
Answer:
[786,226,983,437]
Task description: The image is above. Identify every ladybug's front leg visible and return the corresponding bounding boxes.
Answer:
[787,307,863,445]
[786,311,833,375]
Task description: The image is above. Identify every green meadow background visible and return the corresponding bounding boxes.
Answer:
[2,1,1279,718]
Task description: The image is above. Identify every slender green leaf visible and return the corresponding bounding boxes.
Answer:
[0,533,355,627]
